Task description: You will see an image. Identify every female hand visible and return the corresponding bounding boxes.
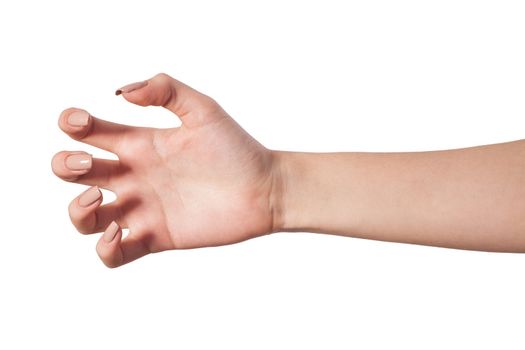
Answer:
[52,73,281,268]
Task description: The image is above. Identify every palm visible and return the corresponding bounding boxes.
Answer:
[53,73,278,267]
[120,115,275,251]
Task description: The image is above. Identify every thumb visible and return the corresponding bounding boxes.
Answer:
[115,73,224,127]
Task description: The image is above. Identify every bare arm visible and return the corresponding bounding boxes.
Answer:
[53,73,524,268]
[274,141,525,252]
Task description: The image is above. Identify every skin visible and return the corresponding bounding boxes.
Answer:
[52,73,525,268]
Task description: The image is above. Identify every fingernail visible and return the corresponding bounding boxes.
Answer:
[79,186,101,207]
[115,81,148,95]
[104,221,120,242]
[65,153,92,171]
[67,110,90,127]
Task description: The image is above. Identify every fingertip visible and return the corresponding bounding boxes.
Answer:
[51,150,67,177]
[97,221,123,268]
[116,73,175,109]
[51,150,92,181]
[69,186,103,234]
[71,185,102,209]
[103,221,120,243]
[115,80,148,96]
[58,107,92,138]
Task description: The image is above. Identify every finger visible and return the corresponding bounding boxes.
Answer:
[96,222,150,268]
[51,151,122,188]
[116,73,225,127]
[58,107,139,153]
[68,187,126,234]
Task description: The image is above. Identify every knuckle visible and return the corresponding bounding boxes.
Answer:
[199,95,222,115]
[68,207,93,235]
[154,72,171,81]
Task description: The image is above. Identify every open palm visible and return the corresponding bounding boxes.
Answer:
[52,73,280,267]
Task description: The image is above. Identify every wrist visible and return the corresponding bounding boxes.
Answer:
[268,150,286,233]
[268,150,309,233]
[269,150,361,235]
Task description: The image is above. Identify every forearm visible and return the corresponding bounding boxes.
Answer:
[273,140,525,252]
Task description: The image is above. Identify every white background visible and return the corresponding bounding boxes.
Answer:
[0,0,524,348]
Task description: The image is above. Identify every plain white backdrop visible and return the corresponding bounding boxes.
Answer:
[0,0,524,348]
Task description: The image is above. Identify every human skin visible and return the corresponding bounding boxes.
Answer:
[52,73,525,267]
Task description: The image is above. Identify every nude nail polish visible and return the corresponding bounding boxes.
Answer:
[79,186,101,207]
[104,221,119,242]
[68,110,90,127]
[115,81,148,95]
[65,153,92,171]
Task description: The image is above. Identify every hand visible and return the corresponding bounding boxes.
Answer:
[52,73,281,267]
